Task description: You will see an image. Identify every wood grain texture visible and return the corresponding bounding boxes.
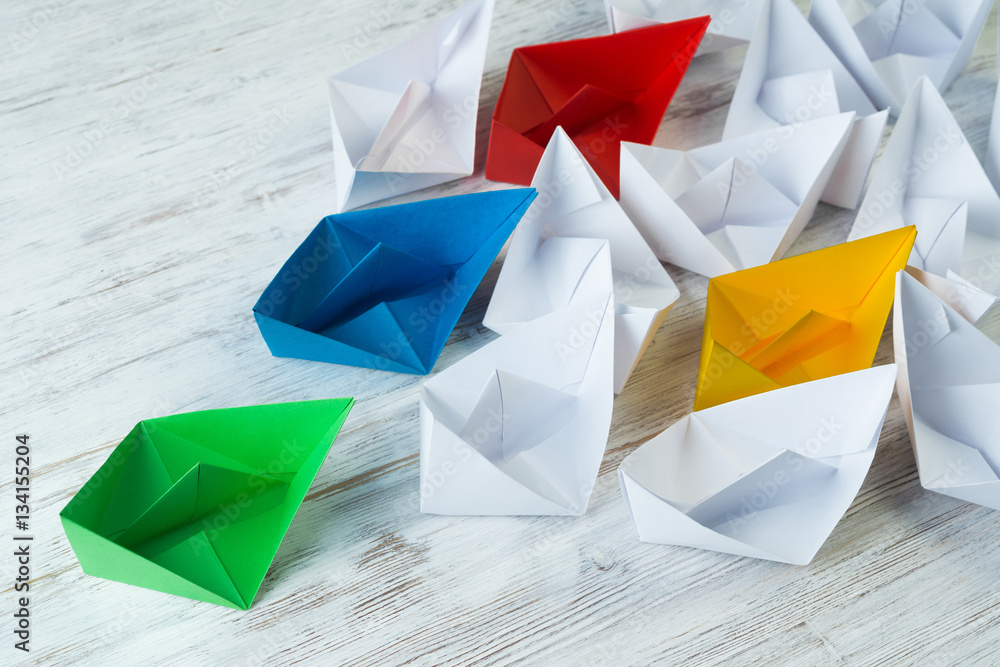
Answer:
[3,0,1000,664]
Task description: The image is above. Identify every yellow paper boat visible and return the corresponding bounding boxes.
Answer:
[695,226,916,410]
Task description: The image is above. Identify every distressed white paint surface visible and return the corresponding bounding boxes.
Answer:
[2,0,1000,665]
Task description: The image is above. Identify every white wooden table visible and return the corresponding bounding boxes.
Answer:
[4,0,1000,664]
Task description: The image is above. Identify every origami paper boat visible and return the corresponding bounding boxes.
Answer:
[695,226,916,410]
[849,77,1000,297]
[604,0,766,55]
[421,293,615,515]
[620,112,855,278]
[484,128,679,394]
[809,0,992,114]
[895,271,1000,511]
[254,189,536,375]
[724,0,887,209]
[619,365,896,564]
[485,17,710,197]
[328,0,494,211]
[60,399,354,609]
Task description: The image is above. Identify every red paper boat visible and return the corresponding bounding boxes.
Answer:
[485,17,710,197]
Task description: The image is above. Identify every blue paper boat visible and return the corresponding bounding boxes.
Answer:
[254,189,537,374]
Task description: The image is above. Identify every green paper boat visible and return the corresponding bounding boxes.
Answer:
[60,398,354,609]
